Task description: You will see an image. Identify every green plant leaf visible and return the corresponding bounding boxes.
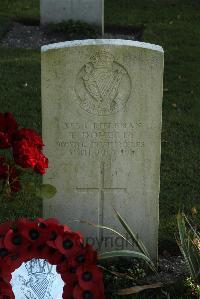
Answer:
[117,283,163,295]
[98,250,157,273]
[37,184,57,199]
[177,212,200,281]
[23,182,36,193]
[113,208,151,258]
[80,220,134,249]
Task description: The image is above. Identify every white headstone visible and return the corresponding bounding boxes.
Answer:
[40,0,104,34]
[42,39,164,259]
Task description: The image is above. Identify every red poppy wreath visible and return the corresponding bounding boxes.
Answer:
[0,218,105,299]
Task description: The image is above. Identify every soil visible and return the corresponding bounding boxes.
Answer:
[149,255,187,284]
[0,22,138,49]
[104,255,188,294]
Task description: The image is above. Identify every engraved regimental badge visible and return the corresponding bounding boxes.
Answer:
[75,51,132,115]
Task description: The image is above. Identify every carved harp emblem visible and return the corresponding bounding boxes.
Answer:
[75,51,132,115]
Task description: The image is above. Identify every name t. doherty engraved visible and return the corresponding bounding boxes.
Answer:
[57,121,144,158]
[75,51,132,115]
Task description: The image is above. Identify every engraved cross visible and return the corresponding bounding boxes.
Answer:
[76,162,127,231]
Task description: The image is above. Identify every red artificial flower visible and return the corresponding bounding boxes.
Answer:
[77,264,104,290]
[0,221,14,249]
[0,220,13,237]
[3,253,25,282]
[3,229,27,251]
[67,244,97,271]
[48,226,72,249]
[0,281,15,299]
[61,265,78,287]
[22,243,59,263]
[0,112,18,149]
[55,231,84,258]
[73,284,105,299]
[56,256,68,274]
[36,217,60,226]
[63,284,76,299]
[13,128,44,150]
[17,218,49,244]
[46,247,63,265]
[0,218,105,299]
[13,139,48,174]
[35,218,72,250]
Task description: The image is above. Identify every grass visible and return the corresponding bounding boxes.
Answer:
[106,0,200,252]
[0,48,41,220]
[0,1,39,41]
[0,17,12,40]
[0,0,200,298]
[0,0,39,24]
[0,48,41,130]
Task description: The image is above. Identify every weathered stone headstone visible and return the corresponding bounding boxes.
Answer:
[42,39,164,259]
[40,0,104,34]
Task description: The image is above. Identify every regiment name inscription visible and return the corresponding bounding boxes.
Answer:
[57,121,144,158]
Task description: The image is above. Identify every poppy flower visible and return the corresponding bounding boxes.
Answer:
[0,281,15,299]
[55,231,84,258]
[17,218,49,244]
[76,244,97,266]
[68,244,97,271]
[35,218,70,249]
[62,284,76,299]
[46,247,62,265]
[3,253,25,282]
[77,264,104,290]
[57,255,70,274]
[36,217,60,227]
[3,229,27,251]
[13,128,44,149]
[0,218,104,299]
[23,243,55,262]
[37,219,71,233]
[61,269,78,287]
[0,221,13,237]
[0,112,18,149]
[73,284,105,299]
[47,225,71,249]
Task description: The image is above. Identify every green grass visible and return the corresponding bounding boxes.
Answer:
[0,0,39,39]
[0,48,41,130]
[0,17,12,40]
[0,0,39,24]
[0,0,200,298]
[0,48,41,220]
[105,0,200,252]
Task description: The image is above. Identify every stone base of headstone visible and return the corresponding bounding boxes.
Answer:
[40,0,104,35]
